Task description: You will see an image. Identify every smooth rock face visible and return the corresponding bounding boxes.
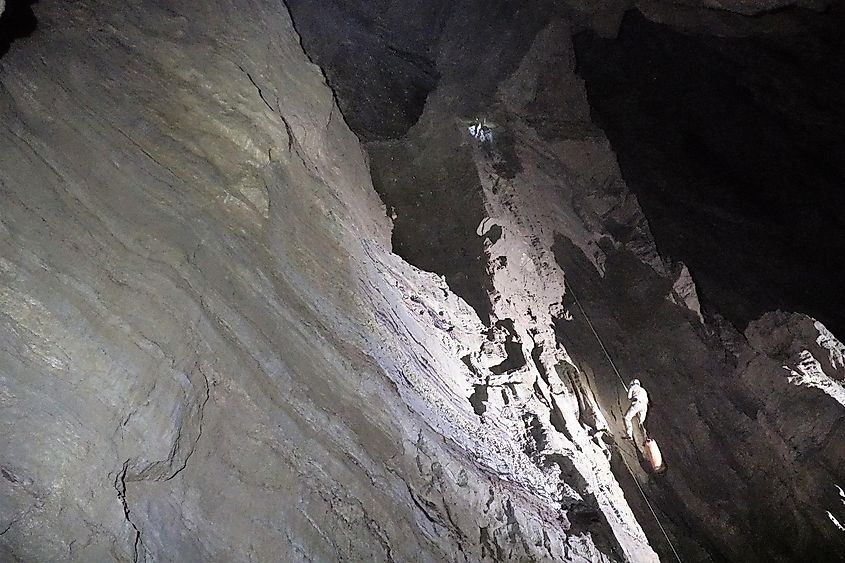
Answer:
[1,1,844,563]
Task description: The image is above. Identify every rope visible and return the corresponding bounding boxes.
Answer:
[615,445,683,563]
[564,279,683,563]
[564,280,628,390]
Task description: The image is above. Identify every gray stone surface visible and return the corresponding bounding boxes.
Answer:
[0,1,627,561]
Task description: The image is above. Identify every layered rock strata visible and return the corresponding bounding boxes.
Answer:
[0,1,843,562]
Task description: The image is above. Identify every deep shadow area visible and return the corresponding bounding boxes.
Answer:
[368,127,496,324]
[0,0,38,60]
[284,0,446,141]
[488,319,527,374]
[574,7,845,335]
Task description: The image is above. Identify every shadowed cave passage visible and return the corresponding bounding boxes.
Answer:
[368,130,497,325]
[574,7,845,335]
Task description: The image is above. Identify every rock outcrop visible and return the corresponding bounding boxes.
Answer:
[1,1,843,562]
[0,1,636,561]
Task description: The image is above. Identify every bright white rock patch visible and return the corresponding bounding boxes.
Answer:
[783,319,845,408]
[816,320,845,371]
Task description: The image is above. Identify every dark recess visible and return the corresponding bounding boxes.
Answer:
[488,319,527,375]
[0,0,37,60]
[469,384,487,416]
[367,132,496,324]
[284,0,445,141]
[574,7,845,335]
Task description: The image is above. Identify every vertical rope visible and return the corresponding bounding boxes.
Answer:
[565,281,628,389]
[564,279,683,563]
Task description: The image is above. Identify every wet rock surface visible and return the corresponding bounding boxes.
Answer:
[1,1,844,562]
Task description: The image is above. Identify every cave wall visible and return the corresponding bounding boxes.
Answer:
[287,2,845,561]
[1,1,844,562]
[284,0,447,141]
[0,1,627,561]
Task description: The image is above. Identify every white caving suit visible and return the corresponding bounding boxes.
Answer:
[624,381,649,439]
